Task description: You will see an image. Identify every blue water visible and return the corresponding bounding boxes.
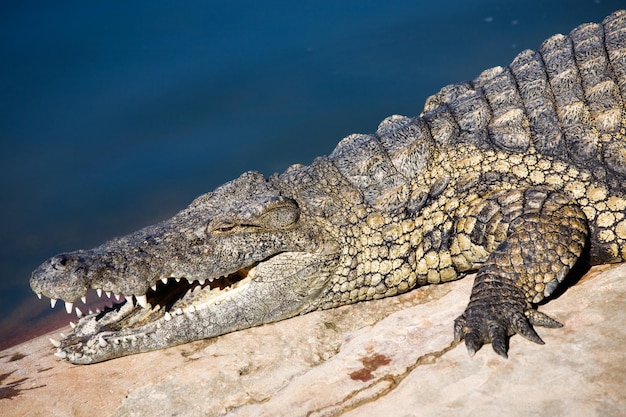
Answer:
[0,0,622,348]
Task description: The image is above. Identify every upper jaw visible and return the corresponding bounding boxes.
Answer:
[31,248,265,317]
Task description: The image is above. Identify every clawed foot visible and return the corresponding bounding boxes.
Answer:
[454,303,562,358]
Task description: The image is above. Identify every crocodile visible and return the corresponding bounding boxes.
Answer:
[31,11,626,364]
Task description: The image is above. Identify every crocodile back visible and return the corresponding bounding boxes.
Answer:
[324,10,626,266]
[419,10,626,193]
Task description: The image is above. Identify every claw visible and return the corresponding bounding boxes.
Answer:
[511,312,545,345]
[527,310,563,328]
[455,315,484,356]
[464,332,482,357]
[516,323,545,345]
[493,345,508,359]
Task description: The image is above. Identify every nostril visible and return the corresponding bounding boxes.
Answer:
[51,255,70,270]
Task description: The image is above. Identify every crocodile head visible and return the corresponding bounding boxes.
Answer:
[30,171,340,364]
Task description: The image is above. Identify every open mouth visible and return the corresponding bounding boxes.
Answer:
[46,262,258,356]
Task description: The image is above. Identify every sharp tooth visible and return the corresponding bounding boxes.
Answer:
[49,338,61,348]
[187,278,193,284]
[186,305,196,313]
[59,333,66,338]
[136,294,148,308]
[114,293,121,301]
[161,278,168,284]
[50,298,57,308]
[175,308,183,315]
[164,312,172,321]
[198,279,206,285]
[54,350,67,359]
[175,278,181,282]
[98,335,108,348]
[69,321,76,329]
[88,309,93,315]
[105,291,111,298]
[36,292,42,299]
[96,289,103,297]
[81,296,87,304]
[65,302,73,314]
[151,284,157,292]
[75,307,84,318]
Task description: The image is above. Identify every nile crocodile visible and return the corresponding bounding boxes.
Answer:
[31,11,626,364]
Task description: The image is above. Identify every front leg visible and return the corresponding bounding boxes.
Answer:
[453,188,589,358]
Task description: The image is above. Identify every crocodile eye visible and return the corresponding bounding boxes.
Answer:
[216,224,236,233]
[208,219,238,234]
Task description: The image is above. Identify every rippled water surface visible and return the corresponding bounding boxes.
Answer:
[1,0,622,349]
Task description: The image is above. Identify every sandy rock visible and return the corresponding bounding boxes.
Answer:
[1,264,625,417]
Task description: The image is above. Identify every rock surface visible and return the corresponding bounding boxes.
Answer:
[1,264,625,417]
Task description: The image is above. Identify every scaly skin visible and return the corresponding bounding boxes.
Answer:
[31,10,626,364]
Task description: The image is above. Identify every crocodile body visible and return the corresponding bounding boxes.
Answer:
[31,11,626,364]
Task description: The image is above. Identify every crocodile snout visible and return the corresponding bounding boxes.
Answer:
[30,252,90,308]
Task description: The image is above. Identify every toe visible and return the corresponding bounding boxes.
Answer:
[526,309,563,328]
[488,323,509,358]
[464,331,483,357]
[511,312,545,345]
